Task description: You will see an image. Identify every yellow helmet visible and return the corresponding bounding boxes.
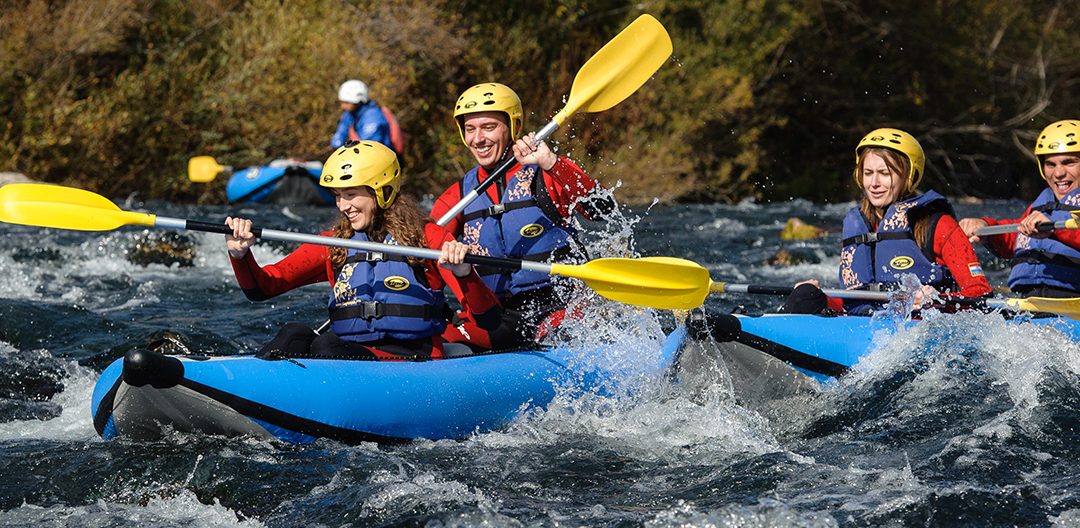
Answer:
[1034,120,1080,180]
[453,82,523,147]
[320,141,401,209]
[853,128,926,190]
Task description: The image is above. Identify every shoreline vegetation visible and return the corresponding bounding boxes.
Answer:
[2,0,1077,205]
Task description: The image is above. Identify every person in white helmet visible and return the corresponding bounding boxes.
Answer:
[330,80,399,153]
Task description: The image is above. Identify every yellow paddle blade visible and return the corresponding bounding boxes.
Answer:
[1004,296,1080,320]
[188,156,225,183]
[551,256,710,310]
[551,14,673,124]
[0,183,155,231]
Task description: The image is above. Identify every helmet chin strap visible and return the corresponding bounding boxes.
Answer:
[483,144,515,171]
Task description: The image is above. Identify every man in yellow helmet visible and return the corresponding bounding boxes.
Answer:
[960,120,1080,298]
[430,82,612,350]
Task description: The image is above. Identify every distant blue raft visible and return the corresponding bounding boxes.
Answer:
[225,160,334,205]
[91,329,686,444]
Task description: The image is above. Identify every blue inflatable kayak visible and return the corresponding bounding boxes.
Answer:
[687,312,1080,392]
[225,160,334,205]
[91,328,687,444]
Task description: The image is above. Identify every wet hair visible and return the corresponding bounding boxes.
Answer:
[328,193,430,283]
[856,147,933,247]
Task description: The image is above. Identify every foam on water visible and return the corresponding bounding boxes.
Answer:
[645,499,839,528]
[0,491,263,528]
[0,341,98,441]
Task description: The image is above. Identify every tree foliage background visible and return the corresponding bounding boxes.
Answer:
[2,0,1077,204]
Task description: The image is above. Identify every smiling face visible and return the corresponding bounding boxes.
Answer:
[1042,154,1080,200]
[461,111,511,169]
[333,186,379,231]
[860,151,905,210]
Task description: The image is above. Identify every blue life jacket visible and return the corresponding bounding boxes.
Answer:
[1008,187,1080,293]
[839,190,956,313]
[328,232,447,342]
[459,164,578,297]
[330,100,391,150]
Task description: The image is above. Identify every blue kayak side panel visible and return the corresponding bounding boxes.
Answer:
[732,313,1080,383]
[91,329,685,443]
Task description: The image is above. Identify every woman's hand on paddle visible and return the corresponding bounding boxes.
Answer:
[438,240,473,277]
[959,217,988,244]
[225,217,256,259]
[512,132,557,171]
[1018,211,1052,238]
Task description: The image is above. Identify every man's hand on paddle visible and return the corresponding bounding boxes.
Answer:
[512,132,557,171]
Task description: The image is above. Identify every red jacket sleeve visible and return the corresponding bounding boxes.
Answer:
[428,182,465,237]
[423,223,499,316]
[1053,226,1080,250]
[229,242,331,301]
[542,157,604,219]
[933,215,992,298]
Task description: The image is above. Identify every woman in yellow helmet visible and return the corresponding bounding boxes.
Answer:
[783,128,991,314]
[225,141,500,359]
[430,82,613,350]
[960,120,1080,298]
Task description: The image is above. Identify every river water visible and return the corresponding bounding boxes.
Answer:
[0,192,1078,527]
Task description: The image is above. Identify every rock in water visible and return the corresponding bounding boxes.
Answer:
[765,248,821,266]
[128,231,196,267]
[779,217,827,241]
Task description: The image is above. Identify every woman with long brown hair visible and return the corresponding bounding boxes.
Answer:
[782,128,991,314]
[224,141,499,359]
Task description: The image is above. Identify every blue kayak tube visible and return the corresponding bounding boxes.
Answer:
[685,312,1080,392]
[224,160,334,205]
[91,328,687,444]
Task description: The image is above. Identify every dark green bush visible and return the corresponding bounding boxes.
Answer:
[1,0,1077,204]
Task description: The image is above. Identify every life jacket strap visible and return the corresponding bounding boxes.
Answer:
[841,231,913,247]
[345,251,407,264]
[330,301,437,321]
[462,198,538,222]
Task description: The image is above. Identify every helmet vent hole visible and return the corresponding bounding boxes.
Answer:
[340,175,352,181]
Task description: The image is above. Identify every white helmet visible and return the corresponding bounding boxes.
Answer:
[338,80,369,104]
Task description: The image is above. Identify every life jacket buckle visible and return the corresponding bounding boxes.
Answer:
[358,300,382,319]
[487,203,507,216]
[360,251,385,262]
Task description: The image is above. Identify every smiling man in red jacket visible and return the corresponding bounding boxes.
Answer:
[431,82,614,350]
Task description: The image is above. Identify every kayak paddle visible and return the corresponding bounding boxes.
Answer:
[188,156,232,183]
[709,281,1080,320]
[973,213,1080,236]
[0,183,711,311]
[436,14,673,226]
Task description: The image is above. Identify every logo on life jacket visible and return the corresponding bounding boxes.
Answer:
[520,224,544,238]
[383,276,410,291]
[889,256,915,270]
